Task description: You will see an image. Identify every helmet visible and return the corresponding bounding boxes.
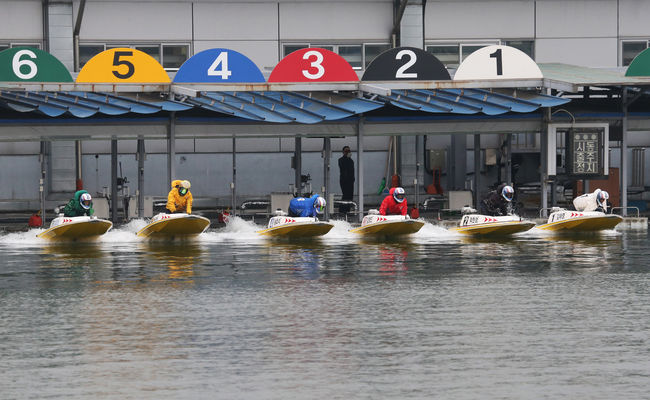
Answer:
[80,193,92,210]
[313,196,326,214]
[393,187,405,203]
[179,180,190,196]
[596,190,609,206]
[501,185,514,202]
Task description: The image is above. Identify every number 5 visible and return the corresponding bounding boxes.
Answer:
[112,51,135,79]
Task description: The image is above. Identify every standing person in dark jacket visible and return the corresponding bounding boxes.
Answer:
[480,183,514,216]
[63,190,94,217]
[338,146,355,213]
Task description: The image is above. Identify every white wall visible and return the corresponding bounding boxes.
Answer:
[0,1,43,42]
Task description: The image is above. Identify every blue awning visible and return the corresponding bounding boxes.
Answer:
[378,88,570,116]
[0,88,569,122]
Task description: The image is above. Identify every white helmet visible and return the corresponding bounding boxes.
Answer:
[501,185,514,202]
[596,190,609,206]
[181,180,191,189]
[80,192,92,209]
[313,196,326,214]
[179,180,191,196]
[393,187,405,203]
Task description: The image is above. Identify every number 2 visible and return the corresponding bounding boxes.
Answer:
[395,49,417,79]
[302,50,325,80]
[490,48,503,76]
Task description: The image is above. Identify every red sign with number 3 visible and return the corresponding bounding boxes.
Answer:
[268,48,359,82]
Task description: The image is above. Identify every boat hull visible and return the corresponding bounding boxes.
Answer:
[257,216,334,238]
[37,216,112,240]
[350,215,424,236]
[537,212,623,232]
[454,214,535,236]
[137,213,210,238]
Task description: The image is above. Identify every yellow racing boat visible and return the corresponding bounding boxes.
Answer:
[454,214,535,237]
[537,208,623,232]
[37,215,113,241]
[137,213,210,239]
[257,215,334,238]
[349,212,424,237]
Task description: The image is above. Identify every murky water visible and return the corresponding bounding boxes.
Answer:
[1,218,649,399]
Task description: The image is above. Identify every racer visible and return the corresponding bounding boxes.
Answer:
[480,183,514,216]
[166,180,193,214]
[379,187,408,216]
[573,188,609,213]
[63,190,94,217]
[288,194,326,217]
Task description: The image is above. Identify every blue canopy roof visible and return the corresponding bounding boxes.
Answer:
[0,88,568,122]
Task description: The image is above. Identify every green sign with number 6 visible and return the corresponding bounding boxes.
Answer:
[0,47,72,82]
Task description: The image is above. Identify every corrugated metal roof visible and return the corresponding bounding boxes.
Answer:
[0,88,568,122]
[539,63,650,91]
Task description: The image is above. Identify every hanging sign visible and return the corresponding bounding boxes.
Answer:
[362,47,450,81]
[454,45,542,80]
[76,48,170,83]
[625,47,650,76]
[0,47,73,82]
[268,48,358,82]
[173,48,264,83]
[566,128,605,176]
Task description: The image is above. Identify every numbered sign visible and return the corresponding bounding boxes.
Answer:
[76,48,170,83]
[362,47,450,81]
[268,48,358,82]
[173,48,264,83]
[625,48,650,76]
[454,45,542,80]
[0,47,72,82]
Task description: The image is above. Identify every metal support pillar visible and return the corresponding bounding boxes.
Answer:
[357,117,365,221]
[75,140,82,190]
[294,137,302,195]
[167,112,176,184]
[323,137,331,220]
[231,137,237,215]
[137,138,145,217]
[39,141,46,223]
[505,133,512,184]
[111,139,118,223]
[540,105,551,216]
[473,134,480,209]
[621,89,629,216]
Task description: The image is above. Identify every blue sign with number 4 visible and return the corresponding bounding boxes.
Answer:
[173,48,265,83]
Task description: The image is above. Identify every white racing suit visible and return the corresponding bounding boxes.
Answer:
[573,189,607,212]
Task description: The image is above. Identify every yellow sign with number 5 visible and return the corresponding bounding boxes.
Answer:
[76,48,170,83]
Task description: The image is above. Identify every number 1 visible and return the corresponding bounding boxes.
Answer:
[489,48,503,76]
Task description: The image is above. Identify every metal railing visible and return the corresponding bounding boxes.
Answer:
[611,207,640,218]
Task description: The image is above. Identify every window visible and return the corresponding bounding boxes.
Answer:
[338,45,362,69]
[0,43,41,51]
[426,45,460,68]
[622,41,648,66]
[503,40,534,59]
[282,42,389,70]
[364,43,391,68]
[78,43,190,71]
[426,40,532,68]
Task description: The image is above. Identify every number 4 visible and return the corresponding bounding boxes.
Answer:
[208,52,232,79]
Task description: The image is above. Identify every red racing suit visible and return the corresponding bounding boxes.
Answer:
[379,187,408,216]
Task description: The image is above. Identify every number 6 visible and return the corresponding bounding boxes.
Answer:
[12,50,38,80]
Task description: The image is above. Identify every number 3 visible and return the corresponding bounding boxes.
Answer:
[302,50,325,80]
